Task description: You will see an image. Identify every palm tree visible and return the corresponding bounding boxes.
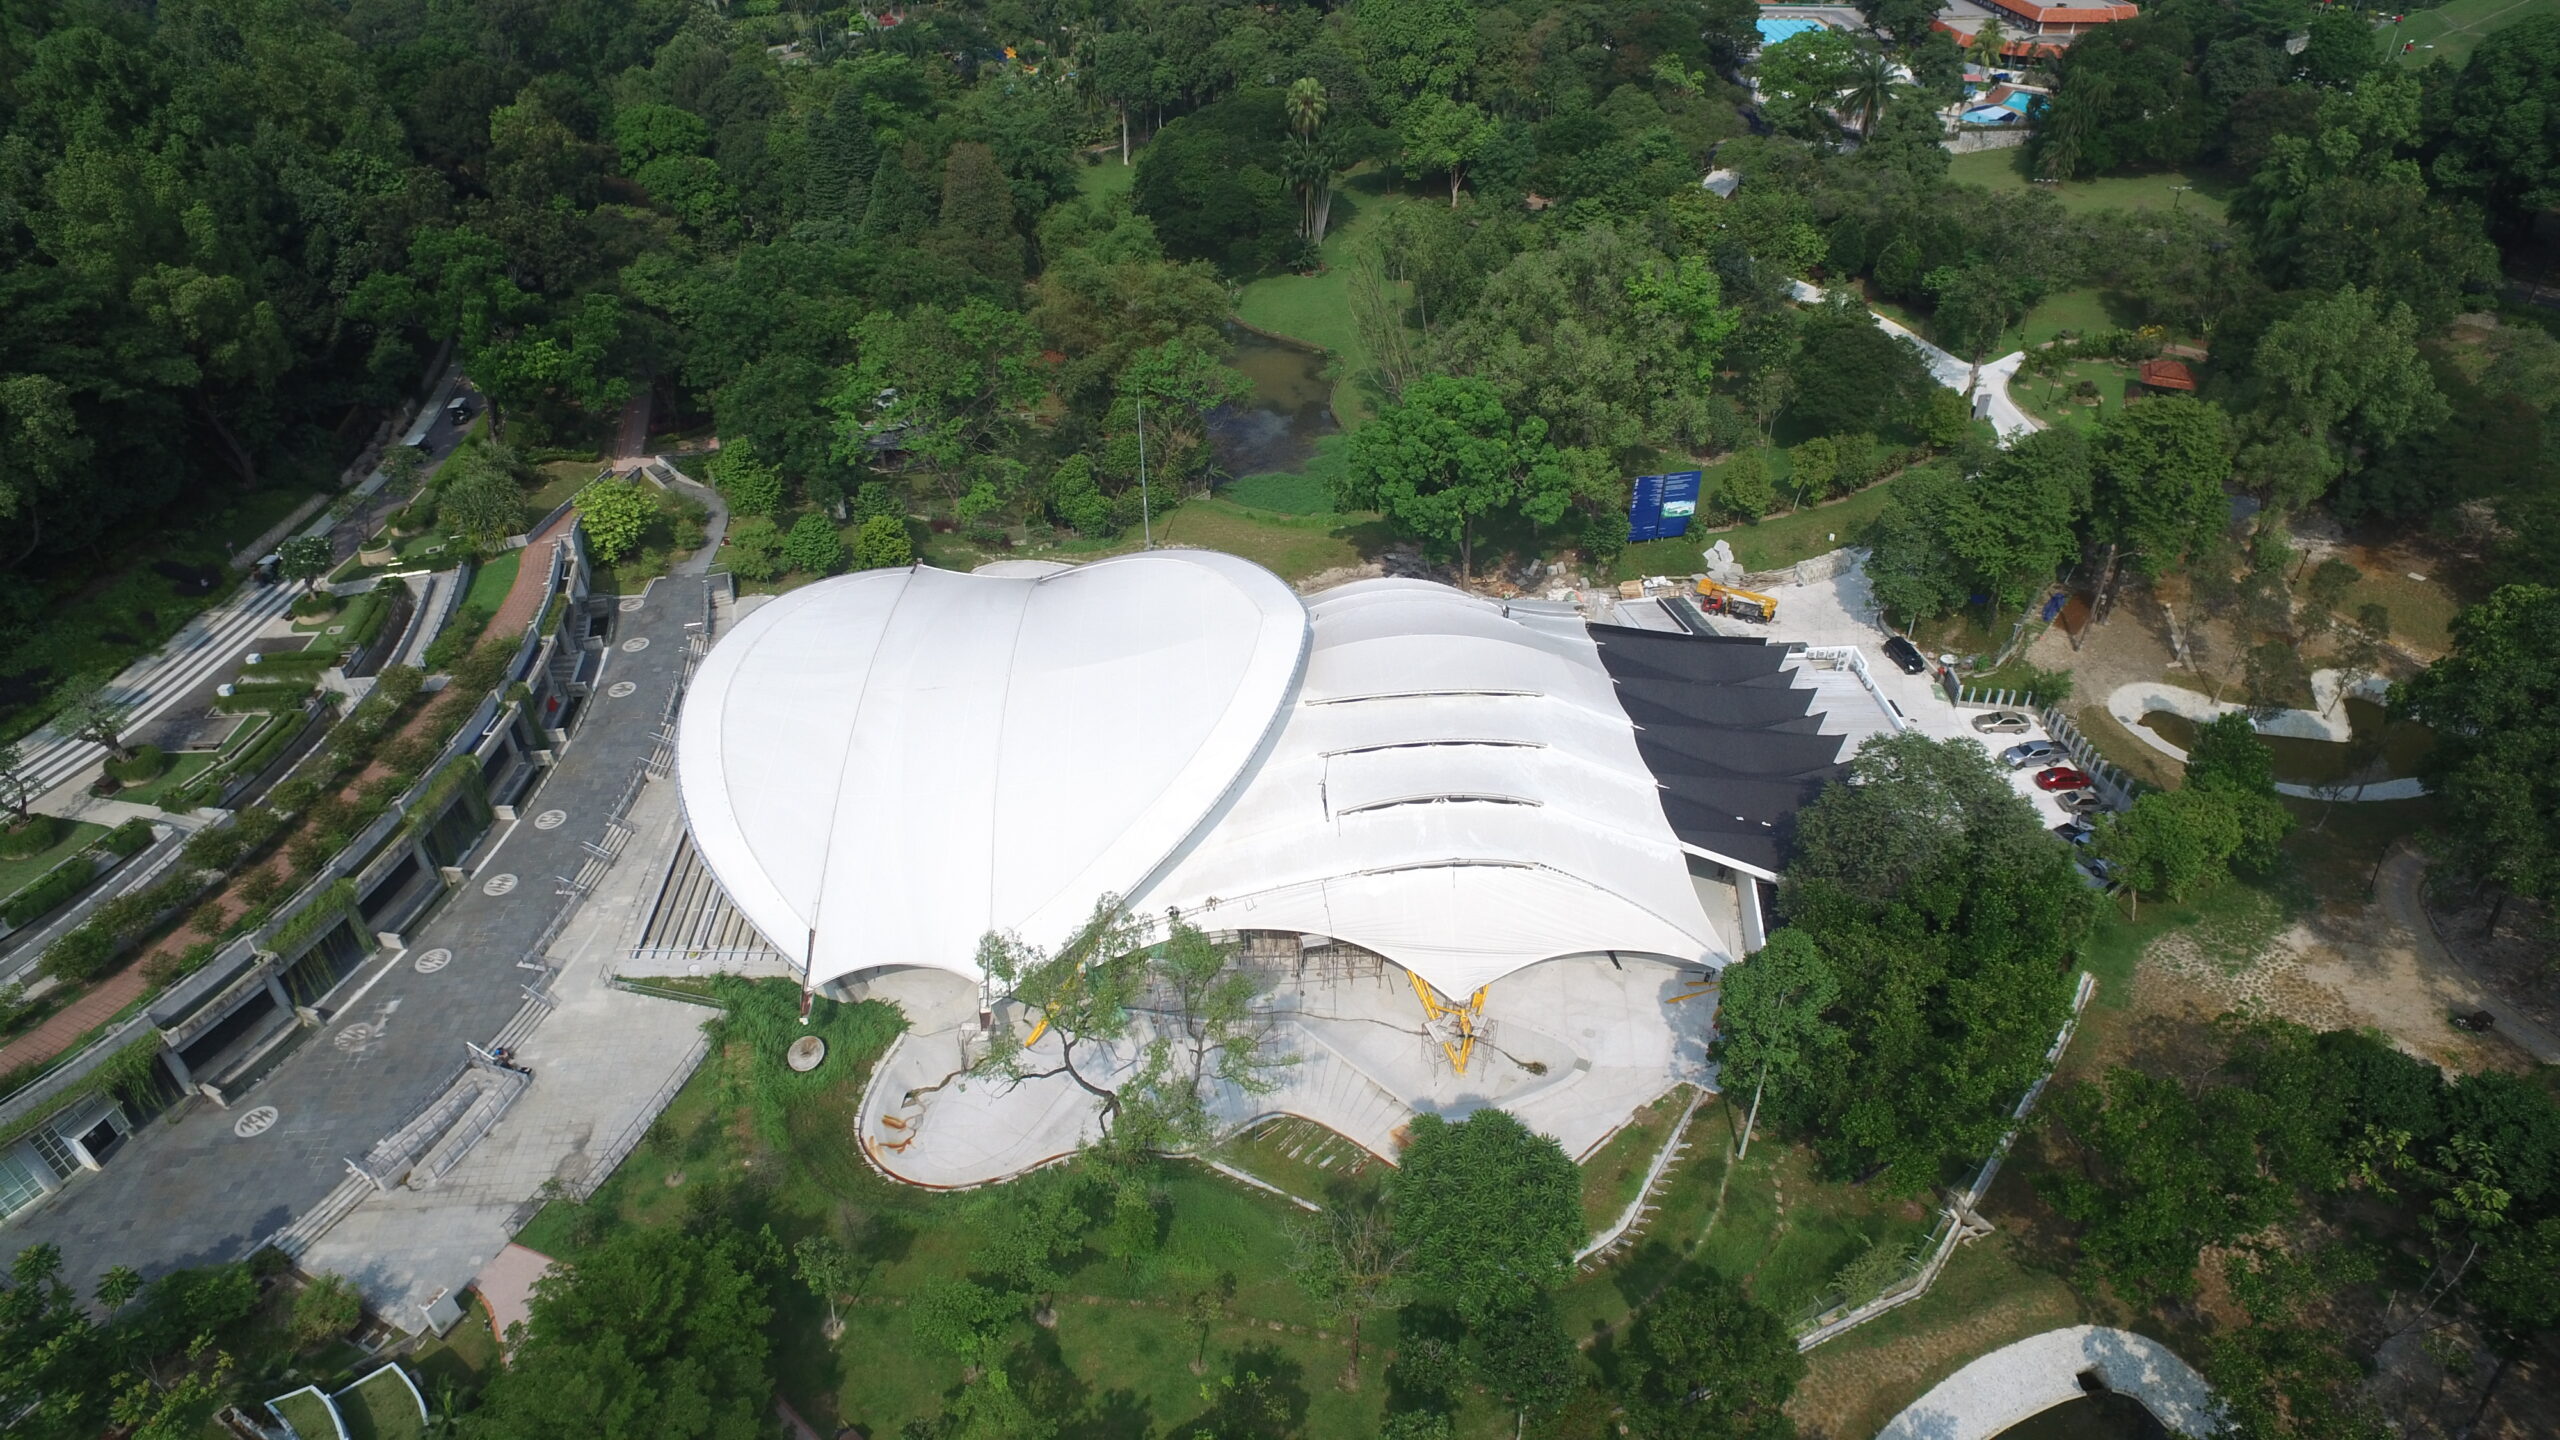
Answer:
[1843,44,1899,137]
[1284,78,1332,243]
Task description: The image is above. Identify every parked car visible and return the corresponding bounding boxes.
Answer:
[2078,856,2119,888]
[446,395,473,425]
[2058,789,2110,815]
[2003,740,2067,768]
[1882,636,1928,674]
[1972,710,2034,735]
[2035,766,2095,791]
[2053,819,2096,845]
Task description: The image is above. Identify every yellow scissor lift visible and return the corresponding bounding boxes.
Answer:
[1407,972,1489,1074]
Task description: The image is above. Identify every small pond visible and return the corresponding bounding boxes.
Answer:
[1991,1392,2171,1440]
[1209,326,1338,478]
[2139,697,2433,788]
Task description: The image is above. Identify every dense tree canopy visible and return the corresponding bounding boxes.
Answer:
[2393,585,2560,909]
[1772,733,2095,1189]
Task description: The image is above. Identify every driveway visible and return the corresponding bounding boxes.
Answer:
[1,575,709,1296]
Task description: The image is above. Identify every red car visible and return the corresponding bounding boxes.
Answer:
[2035,766,2094,792]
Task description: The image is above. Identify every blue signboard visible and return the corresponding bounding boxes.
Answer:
[1626,472,1668,542]
[1659,470,1702,538]
[1627,470,1705,542]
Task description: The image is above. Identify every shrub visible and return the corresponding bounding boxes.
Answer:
[290,592,339,619]
[850,515,913,571]
[784,513,845,576]
[216,682,314,714]
[38,925,116,983]
[385,735,442,776]
[238,866,289,907]
[183,825,247,872]
[287,833,333,874]
[291,1274,364,1346]
[5,860,93,928]
[103,819,155,858]
[244,647,337,675]
[723,517,786,582]
[575,478,658,564]
[143,941,219,988]
[189,904,229,938]
[1714,452,1773,523]
[0,814,61,859]
[105,745,169,784]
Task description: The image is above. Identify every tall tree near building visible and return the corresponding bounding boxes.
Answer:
[1714,929,1842,1158]
[2392,585,2560,917]
[2089,396,2232,573]
[1623,1267,1807,1440]
[1336,375,1575,578]
[1392,1108,1580,1325]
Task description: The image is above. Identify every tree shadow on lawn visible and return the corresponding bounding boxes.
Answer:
[1020,1325,1160,1440]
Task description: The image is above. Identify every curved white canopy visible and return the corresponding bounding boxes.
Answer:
[680,558,1725,996]
[677,551,1307,986]
[1135,580,1721,994]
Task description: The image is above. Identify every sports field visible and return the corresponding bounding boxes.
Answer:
[2384,0,2555,67]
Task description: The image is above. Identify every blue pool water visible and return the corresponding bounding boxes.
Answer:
[1756,17,1828,45]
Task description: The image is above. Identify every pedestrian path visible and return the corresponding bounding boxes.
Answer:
[0,967,151,1075]
[17,581,301,801]
[1787,279,2040,443]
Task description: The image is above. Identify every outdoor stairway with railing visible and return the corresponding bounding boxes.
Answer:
[625,832,789,974]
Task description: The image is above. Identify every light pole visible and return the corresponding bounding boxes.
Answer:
[2168,183,2192,212]
[1137,396,1152,548]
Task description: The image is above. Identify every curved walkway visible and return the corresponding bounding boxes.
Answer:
[1787,280,2040,442]
[1876,1325,2218,1439]
[2103,677,2428,802]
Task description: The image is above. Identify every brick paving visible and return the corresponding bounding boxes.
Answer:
[0,967,151,1076]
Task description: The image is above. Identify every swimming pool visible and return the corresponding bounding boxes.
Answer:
[1756,17,1829,45]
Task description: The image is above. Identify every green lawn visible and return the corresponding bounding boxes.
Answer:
[113,750,216,811]
[2013,357,2136,431]
[461,551,521,615]
[1234,172,1420,431]
[1576,1086,1694,1238]
[528,461,594,518]
[2386,0,2555,66]
[1076,152,1139,202]
[1218,1114,1384,1206]
[0,821,109,910]
[267,1388,341,1440]
[1614,466,1902,581]
[333,1368,425,1440]
[1947,149,2238,220]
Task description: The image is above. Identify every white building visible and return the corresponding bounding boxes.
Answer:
[674,551,1880,1185]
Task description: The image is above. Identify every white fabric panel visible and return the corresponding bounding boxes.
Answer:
[682,558,1727,996]
[677,553,1307,986]
[1134,579,1724,994]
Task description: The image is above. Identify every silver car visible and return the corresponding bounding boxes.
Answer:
[1972,710,2034,735]
[2058,789,2110,815]
[2002,740,2067,768]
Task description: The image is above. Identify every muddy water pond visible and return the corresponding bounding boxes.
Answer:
[1209,326,1337,477]
[2138,697,2433,788]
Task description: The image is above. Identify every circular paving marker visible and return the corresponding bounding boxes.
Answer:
[622,636,651,653]
[483,873,519,897]
[234,1106,279,1139]
[533,809,567,831]
[334,1022,375,1052]
[619,597,646,612]
[787,1036,828,1073]
[607,680,637,699]
[413,948,452,974]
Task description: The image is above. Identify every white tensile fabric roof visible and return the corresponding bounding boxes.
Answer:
[678,556,1726,996]
[676,551,1307,984]
[1135,580,1720,995]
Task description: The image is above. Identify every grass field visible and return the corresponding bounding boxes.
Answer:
[1235,173,1420,432]
[460,551,520,616]
[1948,149,2238,220]
[1075,152,1139,202]
[267,1388,341,1440]
[114,750,216,810]
[2385,0,2555,67]
[334,1368,426,1440]
[0,821,109,909]
[1614,466,1902,581]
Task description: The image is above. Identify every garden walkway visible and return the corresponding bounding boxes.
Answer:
[0,967,150,1075]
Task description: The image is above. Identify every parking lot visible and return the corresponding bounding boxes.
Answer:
[1678,558,2104,838]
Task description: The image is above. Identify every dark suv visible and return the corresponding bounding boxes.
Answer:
[1882,636,1927,675]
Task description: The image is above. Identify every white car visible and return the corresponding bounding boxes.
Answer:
[2002,740,2068,768]
[1972,710,2034,735]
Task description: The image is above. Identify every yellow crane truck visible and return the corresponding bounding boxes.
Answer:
[1696,577,1779,623]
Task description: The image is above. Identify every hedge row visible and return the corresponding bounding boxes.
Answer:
[243,647,338,674]
[5,857,96,929]
[215,682,316,714]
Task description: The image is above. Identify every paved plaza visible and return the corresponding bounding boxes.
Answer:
[855,949,1722,1191]
[1,575,708,1300]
